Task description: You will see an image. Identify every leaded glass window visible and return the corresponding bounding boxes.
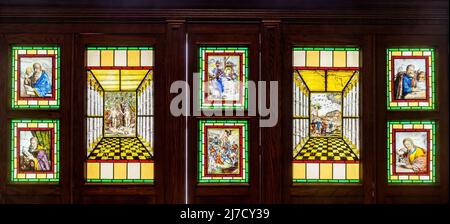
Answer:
[11,46,60,109]
[387,121,436,183]
[10,119,60,182]
[387,48,435,110]
[197,46,250,184]
[292,47,361,183]
[85,46,154,183]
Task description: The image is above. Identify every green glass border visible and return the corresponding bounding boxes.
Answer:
[197,120,249,184]
[387,121,437,184]
[11,46,61,109]
[293,47,359,51]
[293,179,359,183]
[86,46,153,50]
[86,179,154,183]
[386,48,435,111]
[198,46,249,110]
[10,119,60,183]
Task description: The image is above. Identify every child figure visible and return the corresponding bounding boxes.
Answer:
[415,71,426,92]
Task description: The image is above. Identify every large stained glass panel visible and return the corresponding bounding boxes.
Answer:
[292,47,361,183]
[387,121,436,184]
[85,46,154,183]
[198,120,248,184]
[10,119,60,182]
[198,47,248,109]
[387,48,435,110]
[11,46,60,109]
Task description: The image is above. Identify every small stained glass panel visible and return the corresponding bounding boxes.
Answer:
[11,46,60,109]
[10,119,60,183]
[198,46,248,109]
[387,121,436,184]
[198,120,249,184]
[387,48,435,110]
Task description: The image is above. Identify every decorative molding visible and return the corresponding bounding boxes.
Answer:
[0,8,447,23]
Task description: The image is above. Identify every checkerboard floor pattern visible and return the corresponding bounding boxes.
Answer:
[294,137,358,161]
[87,137,152,160]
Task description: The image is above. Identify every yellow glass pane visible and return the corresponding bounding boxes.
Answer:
[17,100,27,105]
[413,124,424,129]
[38,100,49,105]
[327,70,357,91]
[100,50,114,66]
[90,69,120,91]
[114,163,127,179]
[333,51,346,67]
[127,50,140,66]
[319,164,332,179]
[346,163,359,179]
[306,51,320,67]
[87,163,100,179]
[293,163,306,179]
[28,123,38,128]
[141,163,154,180]
[121,70,148,91]
[298,70,325,91]
[393,124,403,129]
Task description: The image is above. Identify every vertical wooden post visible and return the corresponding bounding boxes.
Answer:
[163,19,187,203]
[261,20,283,203]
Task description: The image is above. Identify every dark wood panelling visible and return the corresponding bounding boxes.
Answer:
[163,20,187,204]
[281,31,377,204]
[71,32,166,204]
[260,20,283,203]
[0,34,71,204]
[187,24,261,204]
[0,4,447,204]
[375,35,449,204]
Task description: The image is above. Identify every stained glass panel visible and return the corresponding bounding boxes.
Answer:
[10,119,60,182]
[198,46,248,109]
[387,48,435,110]
[292,47,361,183]
[85,46,154,183]
[198,120,248,184]
[387,121,436,184]
[11,46,60,109]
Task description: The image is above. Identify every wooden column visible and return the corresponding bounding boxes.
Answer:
[163,19,187,203]
[261,20,283,203]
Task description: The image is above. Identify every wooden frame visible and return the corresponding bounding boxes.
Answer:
[375,35,448,203]
[0,33,71,203]
[187,23,261,203]
[72,32,167,203]
[281,30,374,203]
